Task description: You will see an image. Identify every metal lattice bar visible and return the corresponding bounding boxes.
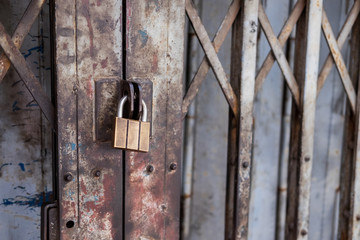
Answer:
[182,0,240,118]
[317,0,360,95]
[185,0,238,117]
[258,3,300,107]
[255,0,305,95]
[296,0,323,238]
[0,22,54,126]
[322,9,357,113]
[234,0,259,239]
[0,0,46,83]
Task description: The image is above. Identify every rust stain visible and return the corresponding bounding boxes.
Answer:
[100,57,108,68]
[87,76,94,99]
[151,53,158,73]
[81,0,95,57]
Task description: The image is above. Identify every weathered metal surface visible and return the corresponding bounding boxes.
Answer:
[182,0,240,118]
[55,0,124,238]
[185,0,238,117]
[317,0,360,95]
[0,22,54,126]
[285,8,306,240]
[226,7,241,239]
[350,47,360,239]
[0,0,53,239]
[228,0,259,239]
[249,0,292,239]
[322,9,356,113]
[124,0,185,239]
[257,3,300,107]
[0,0,46,83]
[338,12,360,240]
[255,0,305,96]
[54,0,79,238]
[297,0,323,238]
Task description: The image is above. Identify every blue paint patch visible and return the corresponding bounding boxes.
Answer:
[22,45,44,59]
[138,30,148,48]
[1,191,53,208]
[0,163,12,171]
[26,100,39,108]
[71,142,76,151]
[18,163,25,172]
[12,101,21,112]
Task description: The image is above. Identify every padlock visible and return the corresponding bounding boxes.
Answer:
[113,96,150,152]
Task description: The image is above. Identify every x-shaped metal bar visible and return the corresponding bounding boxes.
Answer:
[317,0,360,95]
[184,0,239,118]
[0,0,46,82]
[258,3,301,107]
[0,0,54,127]
[321,8,357,113]
[255,0,305,103]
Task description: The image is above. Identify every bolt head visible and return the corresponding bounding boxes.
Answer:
[147,165,154,173]
[94,170,101,177]
[242,162,249,168]
[64,173,73,182]
[170,163,177,171]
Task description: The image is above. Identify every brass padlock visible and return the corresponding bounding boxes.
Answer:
[114,96,150,152]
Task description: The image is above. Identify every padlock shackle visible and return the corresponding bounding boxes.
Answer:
[117,95,148,122]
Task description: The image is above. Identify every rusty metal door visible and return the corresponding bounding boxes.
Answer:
[52,0,185,239]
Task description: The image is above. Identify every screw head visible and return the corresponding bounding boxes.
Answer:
[242,162,249,168]
[300,229,307,236]
[94,170,101,177]
[170,163,177,171]
[147,165,154,173]
[64,173,73,182]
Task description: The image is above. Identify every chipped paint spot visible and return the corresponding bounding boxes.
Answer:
[100,58,108,68]
[138,30,148,48]
[12,101,21,112]
[22,45,44,59]
[18,163,25,172]
[1,191,53,208]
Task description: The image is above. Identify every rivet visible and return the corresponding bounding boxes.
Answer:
[242,162,249,168]
[301,229,307,236]
[147,165,154,173]
[64,173,73,182]
[305,156,310,162]
[170,163,177,171]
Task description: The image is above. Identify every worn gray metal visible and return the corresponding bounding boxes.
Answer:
[296,1,323,239]
[0,0,46,83]
[232,0,259,239]
[0,0,53,239]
